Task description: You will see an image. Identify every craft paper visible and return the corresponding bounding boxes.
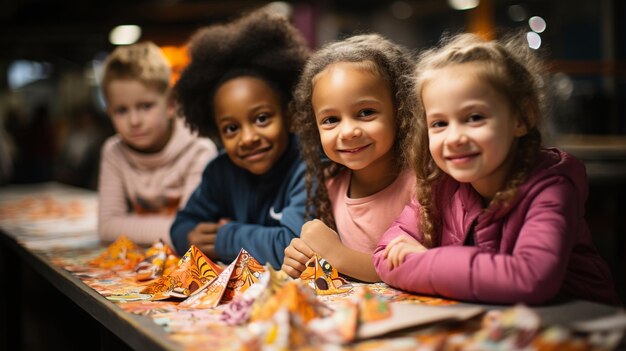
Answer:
[141,245,223,300]
[308,285,390,344]
[221,265,292,326]
[357,285,391,323]
[180,248,265,308]
[135,239,179,281]
[250,280,330,323]
[88,235,145,270]
[250,307,311,351]
[299,254,352,295]
[357,304,484,339]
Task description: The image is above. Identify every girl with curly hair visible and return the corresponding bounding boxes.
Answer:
[374,33,619,305]
[170,10,310,269]
[281,34,417,282]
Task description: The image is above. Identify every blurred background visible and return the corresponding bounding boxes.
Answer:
[0,0,624,301]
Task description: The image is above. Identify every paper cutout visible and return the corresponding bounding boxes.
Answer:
[135,239,179,281]
[88,235,145,270]
[221,265,292,326]
[106,293,154,302]
[308,285,389,344]
[299,254,352,295]
[180,249,265,308]
[252,307,311,350]
[470,304,540,349]
[141,245,223,300]
[250,280,330,324]
[357,304,484,340]
[357,285,391,323]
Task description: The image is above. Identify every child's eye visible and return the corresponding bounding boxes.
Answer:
[139,102,154,111]
[113,107,128,116]
[222,124,239,136]
[430,120,447,128]
[467,114,485,123]
[320,116,339,125]
[357,109,376,118]
[255,113,270,126]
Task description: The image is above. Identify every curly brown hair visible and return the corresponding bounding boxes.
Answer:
[173,9,310,142]
[293,34,417,229]
[412,32,547,247]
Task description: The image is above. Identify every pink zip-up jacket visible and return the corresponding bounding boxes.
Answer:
[373,148,619,305]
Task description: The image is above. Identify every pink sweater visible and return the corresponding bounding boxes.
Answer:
[98,118,217,245]
[327,168,415,253]
[374,149,619,305]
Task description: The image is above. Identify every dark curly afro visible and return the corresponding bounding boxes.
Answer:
[174,9,310,141]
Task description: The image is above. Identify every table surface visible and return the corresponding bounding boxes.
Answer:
[0,182,623,350]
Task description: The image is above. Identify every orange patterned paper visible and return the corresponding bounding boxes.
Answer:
[141,245,223,300]
[300,254,352,295]
[89,235,145,270]
[180,249,266,308]
[250,280,328,324]
[135,239,179,281]
[357,286,391,323]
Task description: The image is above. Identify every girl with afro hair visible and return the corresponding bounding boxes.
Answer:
[170,9,310,269]
[281,34,417,282]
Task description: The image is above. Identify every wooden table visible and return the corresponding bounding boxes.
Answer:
[0,183,181,350]
[0,183,623,350]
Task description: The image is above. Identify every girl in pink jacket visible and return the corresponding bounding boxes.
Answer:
[373,33,619,305]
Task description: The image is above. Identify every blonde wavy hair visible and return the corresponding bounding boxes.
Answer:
[101,41,171,101]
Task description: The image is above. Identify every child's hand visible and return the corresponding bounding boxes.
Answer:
[188,221,228,261]
[282,238,315,278]
[383,235,427,270]
[300,219,341,256]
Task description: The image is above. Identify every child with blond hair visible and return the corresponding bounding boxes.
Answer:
[98,41,217,245]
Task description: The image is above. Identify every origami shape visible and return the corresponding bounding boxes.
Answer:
[247,280,332,350]
[299,254,352,295]
[135,239,179,281]
[180,248,265,308]
[221,265,293,326]
[308,285,390,344]
[88,235,145,270]
[250,280,330,323]
[141,245,223,300]
[253,307,311,350]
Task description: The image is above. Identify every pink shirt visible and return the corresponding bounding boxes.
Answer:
[327,168,415,254]
[98,118,218,245]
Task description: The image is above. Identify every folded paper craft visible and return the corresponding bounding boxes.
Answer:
[299,254,352,295]
[141,245,223,300]
[180,248,265,308]
[135,239,179,281]
[250,280,330,323]
[88,235,145,270]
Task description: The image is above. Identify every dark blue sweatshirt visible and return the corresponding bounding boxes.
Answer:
[170,135,306,269]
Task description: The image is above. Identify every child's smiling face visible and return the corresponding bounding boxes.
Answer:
[311,62,396,175]
[422,62,528,200]
[213,76,289,175]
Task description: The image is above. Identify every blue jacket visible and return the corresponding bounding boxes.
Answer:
[170,135,306,269]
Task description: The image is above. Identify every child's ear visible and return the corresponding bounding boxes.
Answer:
[514,119,528,137]
[167,95,177,119]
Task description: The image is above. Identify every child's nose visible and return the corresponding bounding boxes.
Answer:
[445,124,468,146]
[339,120,362,140]
[128,110,142,126]
[239,126,260,146]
